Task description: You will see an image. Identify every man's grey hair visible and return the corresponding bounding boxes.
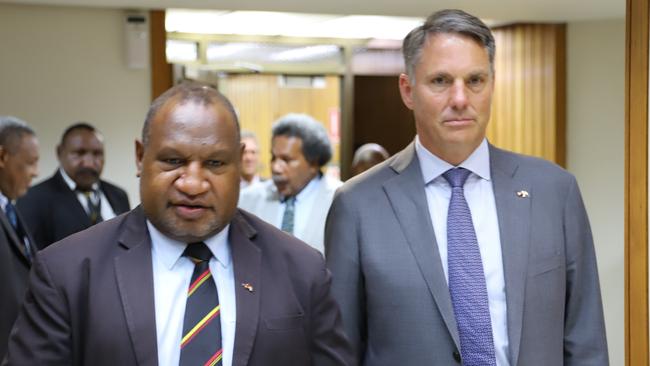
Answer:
[402,9,495,83]
[0,116,35,153]
[241,130,258,144]
[272,113,332,168]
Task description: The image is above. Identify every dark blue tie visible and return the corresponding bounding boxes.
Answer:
[5,201,32,262]
[443,168,496,366]
[280,197,296,234]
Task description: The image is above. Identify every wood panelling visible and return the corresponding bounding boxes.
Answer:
[490,24,566,166]
[219,74,341,178]
[353,75,415,156]
[149,10,172,100]
[626,0,649,363]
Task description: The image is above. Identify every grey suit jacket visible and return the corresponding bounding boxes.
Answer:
[0,207,36,361]
[239,176,342,253]
[325,142,608,365]
[5,207,353,366]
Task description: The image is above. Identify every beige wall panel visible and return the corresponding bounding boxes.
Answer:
[221,74,340,178]
[490,24,565,165]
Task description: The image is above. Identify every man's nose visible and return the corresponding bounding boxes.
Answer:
[449,80,469,109]
[271,159,284,174]
[174,162,209,196]
[79,153,96,167]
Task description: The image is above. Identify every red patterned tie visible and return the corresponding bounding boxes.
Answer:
[180,242,223,366]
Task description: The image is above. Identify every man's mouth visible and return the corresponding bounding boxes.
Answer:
[170,202,210,220]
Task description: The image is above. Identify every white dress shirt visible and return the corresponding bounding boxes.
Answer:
[276,175,321,237]
[415,137,510,366]
[59,168,117,220]
[149,222,236,366]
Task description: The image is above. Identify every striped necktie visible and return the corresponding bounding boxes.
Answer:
[78,188,103,225]
[180,242,223,366]
[443,167,496,366]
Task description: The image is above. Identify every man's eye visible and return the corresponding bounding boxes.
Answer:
[432,76,449,85]
[468,76,484,86]
[163,158,183,165]
[206,160,224,168]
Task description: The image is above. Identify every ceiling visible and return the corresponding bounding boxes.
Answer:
[0,0,625,23]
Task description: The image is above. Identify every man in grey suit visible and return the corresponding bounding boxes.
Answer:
[0,116,39,361]
[325,9,608,366]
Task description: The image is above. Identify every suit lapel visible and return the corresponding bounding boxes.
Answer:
[53,170,92,226]
[114,207,158,366]
[489,145,531,366]
[382,143,460,348]
[229,212,262,366]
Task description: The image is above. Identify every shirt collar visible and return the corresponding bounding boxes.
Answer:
[0,191,10,211]
[414,136,491,184]
[284,175,321,203]
[60,168,100,192]
[147,220,232,271]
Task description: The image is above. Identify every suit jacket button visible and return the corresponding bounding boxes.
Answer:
[453,350,461,363]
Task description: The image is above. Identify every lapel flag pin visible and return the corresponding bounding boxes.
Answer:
[242,283,254,292]
[516,190,529,198]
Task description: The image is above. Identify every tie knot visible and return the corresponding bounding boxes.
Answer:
[283,196,296,206]
[5,201,15,214]
[183,242,212,263]
[443,167,471,188]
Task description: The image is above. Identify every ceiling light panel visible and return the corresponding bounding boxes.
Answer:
[167,9,423,40]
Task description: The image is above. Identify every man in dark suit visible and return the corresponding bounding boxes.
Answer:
[17,122,130,249]
[5,83,352,366]
[326,9,608,366]
[0,116,39,360]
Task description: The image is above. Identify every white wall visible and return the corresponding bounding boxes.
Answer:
[0,3,150,205]
[567,19,625,365]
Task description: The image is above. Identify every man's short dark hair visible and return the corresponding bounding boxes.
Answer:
[0,116,35,154]
[271,114,332,168]
[60,122,100,146]
[402,9,495,82]
[142,82,240,147]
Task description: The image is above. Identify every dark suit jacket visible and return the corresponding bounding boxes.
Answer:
[5,207,353,366]
[17,170,130,249]
[0,207,36,360]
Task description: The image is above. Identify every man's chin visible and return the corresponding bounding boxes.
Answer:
[74,180,99,191]
[156,217,224,243]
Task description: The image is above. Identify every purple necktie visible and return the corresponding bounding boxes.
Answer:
[443,167,496,366]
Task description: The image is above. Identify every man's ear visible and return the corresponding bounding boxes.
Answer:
[135,140,144,177]
[398,73,415,110]
[0,146,7,169]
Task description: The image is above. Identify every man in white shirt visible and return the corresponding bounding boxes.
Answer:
[17,123,130,249]
[239,114,342,253]
[6,83,353,366]
[326,9,608,366]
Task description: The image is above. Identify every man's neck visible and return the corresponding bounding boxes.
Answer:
[419,140,483,166]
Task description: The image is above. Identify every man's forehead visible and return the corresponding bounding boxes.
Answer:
[64,129,103,145]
